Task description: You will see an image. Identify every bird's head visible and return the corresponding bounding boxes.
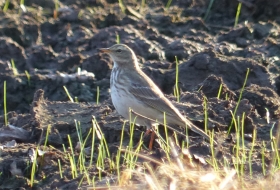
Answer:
[99,44,139,69]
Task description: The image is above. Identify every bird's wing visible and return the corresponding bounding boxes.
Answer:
[127,72,215,144]
[128,76,179,117]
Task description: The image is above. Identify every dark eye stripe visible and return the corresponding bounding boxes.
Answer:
[116,49,122,53]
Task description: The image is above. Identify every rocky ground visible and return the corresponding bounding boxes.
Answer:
[0,0,280,189]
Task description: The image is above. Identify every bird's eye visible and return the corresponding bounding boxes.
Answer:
[116,49,122,53]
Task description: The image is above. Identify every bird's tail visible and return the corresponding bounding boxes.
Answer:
[177,119,217,145]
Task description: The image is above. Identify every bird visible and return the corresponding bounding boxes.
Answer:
[99,44,215,148]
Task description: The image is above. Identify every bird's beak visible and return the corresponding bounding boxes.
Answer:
[99,48,111,53]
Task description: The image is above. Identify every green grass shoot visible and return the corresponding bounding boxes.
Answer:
[43,125,51,151]
[248,128,256,178]
[55,0,59,11]
[89,120,96,167]
[67,134,78,178]
[116,34,120,44]
[63,86,74,102]
[58,159,63,178]
[217,83,223,99]
[209,130,218,171]
[11,59,18,76]
[92,118,112,174]
[74,97,78,102]
[116,121,127,181]
[25,70,31,86]
[165,0,173,9]
[265,108,270,124]
[96,86,100,104]
[122,109,141,172]
[118,0,126,13]
[74,121,92,184]
[174,56,180,102]
[140,0,145,13]
[240,112,246,177]
[163,112,169,148]
[30,147,38,187]
[204,0,215,20]
[38,124,51,175]
[78,174,86,188]
[128,108,137,148]
[3,0,9,12]
[203,96,208,133]
[269,122,280,175]
[53,0,60,18]
[78,10,84,19]
[261,141,266,176]
[19,0,26,12]
[3,81,7,126]
[234,2,242,27]
[227,68,250,134]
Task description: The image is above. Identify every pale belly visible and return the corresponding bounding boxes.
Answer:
[111,84,142,122]
[111,84,130,119]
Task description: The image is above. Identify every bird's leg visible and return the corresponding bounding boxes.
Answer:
[133,129,154,150]
[134,126,157,150]
[149,130,156,150]
[143,128,156,150]
[130,110,159,150]
[145,123,158,150]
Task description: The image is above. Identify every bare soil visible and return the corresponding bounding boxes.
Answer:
[1,0,280,189]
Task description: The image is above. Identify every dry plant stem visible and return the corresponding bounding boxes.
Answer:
[120,149,163,166]
[169,137,184,171]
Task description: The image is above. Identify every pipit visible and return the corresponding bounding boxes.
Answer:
[100,44,214,147]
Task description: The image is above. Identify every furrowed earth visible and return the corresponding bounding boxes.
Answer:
[0,0,280,189]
